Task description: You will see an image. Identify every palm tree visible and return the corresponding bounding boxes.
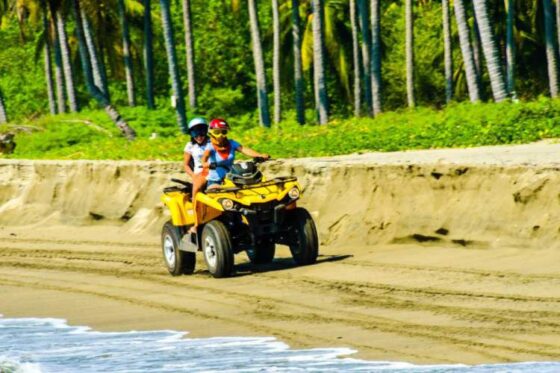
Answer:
[272,0,281,123]
[143,0,155,109]
[47,0,66,113]
[117,0,136,106]
[370,0,382,115]
[350,0,361,116]
[291,0,305,125]
[357,0,372,115]
[160,0,188,133]
[405,0,415,108]
[248,0,271,127]
[0,87,7,124]
[54,7,79,112]
[453,0,481,102]
[82,11,109,99]
[442,0,453,103]
[52,28,66,113]
[473,0,508,102]
[312,0,328,124]
[556,0,560,54]
[471,18,482,80]
[505,0,515,98]
[182,0,197,110]
[41,3,57,114]
[543,0,559,97]
[71,0,137,140]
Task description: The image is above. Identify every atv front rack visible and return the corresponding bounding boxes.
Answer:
[206,176,297,194]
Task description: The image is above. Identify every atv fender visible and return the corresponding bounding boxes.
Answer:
[161,193,195,226]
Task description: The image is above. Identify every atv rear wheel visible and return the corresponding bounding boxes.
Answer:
[202,220,234,278]
[288,208,319,265]
[161,221,196,276]
[247,242,275,265]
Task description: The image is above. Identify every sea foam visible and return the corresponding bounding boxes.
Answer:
[0,316,559,372]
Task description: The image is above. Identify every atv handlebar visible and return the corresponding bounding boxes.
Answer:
[206,157,270,171]
[253,156,271,163]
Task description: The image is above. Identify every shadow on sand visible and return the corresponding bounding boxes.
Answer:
[194,254,353,278]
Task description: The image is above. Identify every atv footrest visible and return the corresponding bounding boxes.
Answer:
[180,232,198,253]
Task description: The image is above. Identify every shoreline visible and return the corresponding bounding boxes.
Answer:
[1,224,560,364]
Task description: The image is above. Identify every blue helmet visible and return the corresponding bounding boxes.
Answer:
[188,117,208,137]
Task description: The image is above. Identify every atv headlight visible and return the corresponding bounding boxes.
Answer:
[288,187,300,200]
[220,198,236,210]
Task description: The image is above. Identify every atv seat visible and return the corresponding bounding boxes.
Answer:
[163,179,193,194]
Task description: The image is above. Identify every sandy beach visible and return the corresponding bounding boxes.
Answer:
[1,143,560,364]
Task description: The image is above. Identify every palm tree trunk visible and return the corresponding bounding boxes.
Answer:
[43,10,57,114]
[143,0,155,109]
[82,11,109,99]
[248,0,271,127]
[442,0,453,103]
[350,0,361,117]
[272,0,281,123]
[405,0,415,108]
[505,0,516,98]
[160,0,188,133]
[472,18,483,80]
[48,2,66,114]
[291,0,305,125]
[543,0,559,97]
[370,0,382,115]
[312,0,328,125]
[53,37,66,114]
[71,0,137,140]
[182,0,197,110]
[55,9,79,112]
[0,88,7,124]
[453,0,481,102]
[473,0,508,102]
[556,0,560,56]
[118,0,136,107]
[357,0,372,115]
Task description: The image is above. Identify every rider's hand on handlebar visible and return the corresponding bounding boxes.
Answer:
[254,154,270,163]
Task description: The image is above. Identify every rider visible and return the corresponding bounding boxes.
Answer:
[202,118,270,189]
[188,118,269,234]
[183,117,210,178]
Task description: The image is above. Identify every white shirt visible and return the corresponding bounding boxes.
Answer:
[184,140,210,174]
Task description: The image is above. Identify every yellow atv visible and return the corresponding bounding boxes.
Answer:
[160,158,319,278]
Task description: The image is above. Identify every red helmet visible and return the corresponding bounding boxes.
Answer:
[209,118,230,130]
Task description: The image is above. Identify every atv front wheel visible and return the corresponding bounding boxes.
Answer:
[202,220,234,278]
[247,242,275,265]
[288,208,319,265]
[161,221,196,276]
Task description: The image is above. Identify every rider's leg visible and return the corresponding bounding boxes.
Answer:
[189,173,207,234]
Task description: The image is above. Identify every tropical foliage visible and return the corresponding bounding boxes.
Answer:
[0,0,559,137]
[2,98,560,160]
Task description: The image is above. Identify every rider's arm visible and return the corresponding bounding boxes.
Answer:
[200,149,212,168]
[237,146,270,159]
[183,152,194,177]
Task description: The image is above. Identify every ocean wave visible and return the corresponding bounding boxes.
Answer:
[1,317,559,372]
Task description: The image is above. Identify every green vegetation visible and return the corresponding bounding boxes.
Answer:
[0,0,559,159]
[3,98,559,160]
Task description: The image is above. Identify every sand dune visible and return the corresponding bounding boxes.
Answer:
[1,142,560,364]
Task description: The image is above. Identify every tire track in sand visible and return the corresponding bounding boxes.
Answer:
[2,238,560,362]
